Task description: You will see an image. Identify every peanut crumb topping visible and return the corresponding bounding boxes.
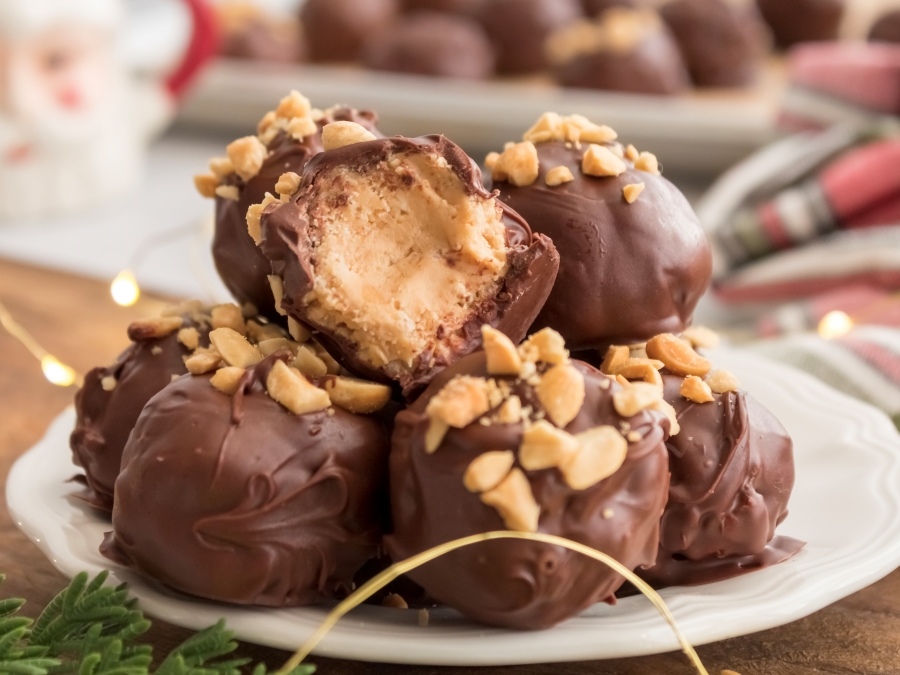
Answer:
[646,333,711,378]
[491,141,540,187]
[210,366,245,396]
[681,375,713,403]
[324,376,392,414]
[266,360,331,414]
[480,468,540,532]
[634,151,660,175]
[623,183,645,203]
[100,376,116,391]
[545,166,575,186]
[582,144,627,177]
[275,171,301,200]
[321,121,376,151]
[482,325,522,376]
[464,450,515,493]
[215,185,240,201]
[706,369,740,393]
[523,112,618,145]
[681,325,720,350]
[193,174,219,199]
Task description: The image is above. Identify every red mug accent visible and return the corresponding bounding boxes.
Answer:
[165,0,220,99]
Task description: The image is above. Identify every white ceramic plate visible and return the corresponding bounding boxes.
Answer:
[8,348,900,666]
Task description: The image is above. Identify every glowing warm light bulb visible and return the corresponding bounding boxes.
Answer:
[818,310,853,340]
[111,269,140,306]
[41,355,77,387]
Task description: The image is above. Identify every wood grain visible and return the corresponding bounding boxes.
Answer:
[1,257,898,675]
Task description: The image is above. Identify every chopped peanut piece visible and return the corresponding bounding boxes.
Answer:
[616,374,629,387]
[681,325,720,350]
[185,349,222,375]
[267,275,287,316]
[211,304,246,335]
[519,328,568,365]
[100,376,116,391]
[646,333,711,377]
[600,345,629,375]
[650,398,680,435]
[312,343,341,375]
[257,110,277,134]
[616,359,664,388]
[210,366,245,395]
[546,166,575,186]
[246,192,279,244]
[322,121,376,151]
[193,174,219,198]
[464,450,515,493]
[623,183,645,203]
[177,327,200,350]
[381,593,408,609]
[561,426,628,489]
[522,112,562,143]
[613,381,662,417]
[215,185,240,201]
[209,327,262,368]
[227,136,267,181]
[485,151,500,168]
[209,156,234,178]
[425,417,449,453]
[495,395,522,424]
[706,369,740,393]
[582,144,626,177]
[258,337,295,357]
[275,172,301,199]
[266,360,330,414]
[625,144,639,161]
[480,468,540,532]
[535,364,585,427]
[324,376,392,413]
[293,344,328,378]
[482,326,522,375]
[519,420,579,470]
[276,90,312,119]
[634,151,660,175]
[287,316,311,343]
[287,116,317,141]
[491,141,540,187]
[246,320,286,343]
[426,376,491,428]
[680,375,713,403]
[128,316,183,340]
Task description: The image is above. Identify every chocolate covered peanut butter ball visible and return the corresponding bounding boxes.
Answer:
[869,9,900,44]
[258,130,560,396]
[101,349,392,606]
[756,0,844,49]
[547,8,690,95]
[486,113,712,350]
[195,92,381,320]
[300,0,398,62]
[387,328,671,629]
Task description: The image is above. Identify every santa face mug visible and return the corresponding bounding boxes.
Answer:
[0,0,217,221]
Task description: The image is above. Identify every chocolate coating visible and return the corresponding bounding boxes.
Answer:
[363,12,495,79]
[552,18,690,94]
[582,0,638,16]
[479,0,583,74]
[300,0,398,62]
[637,372,802,587]
[219,18,306,63]
[488,141,712,350]
[387,354,671,630]
[869,10,900,44]
[70,315,210,511]
[213,108,381,320]
[402,0,485,13]
[260,134,560,397]
[756,0,844,49]
[660,0,766,88]
[101,353,390,606]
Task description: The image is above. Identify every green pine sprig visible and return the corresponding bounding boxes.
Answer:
[0,573,315,675]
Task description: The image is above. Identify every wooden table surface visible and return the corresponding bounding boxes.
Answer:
[2,256,900,675]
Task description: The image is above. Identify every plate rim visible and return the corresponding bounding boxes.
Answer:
[8,348,900,666]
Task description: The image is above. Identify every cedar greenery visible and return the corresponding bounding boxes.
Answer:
[0,573,315,675]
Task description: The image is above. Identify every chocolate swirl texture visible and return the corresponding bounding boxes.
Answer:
[70,313,211,511]
[386,354,671,629]
[101,353,390,606]
[213,108,381,320]
[259,134,560,397]
[637,372,802,588]
[488,140,712,350]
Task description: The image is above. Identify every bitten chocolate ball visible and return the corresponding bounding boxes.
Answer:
[547,8,690,95]
[208,97,380,320]
[101,352,391,606]
[362,12,495,79]
[387,332,671,630]
[70,304,213,511]
[486,116,712,350]
[636,369,802,587]
[756,0,844,49]
[869,10,900,44]
[660,0,766,88]
[258,133,560,397]
[300,0,398,62]
[478,0,583,75]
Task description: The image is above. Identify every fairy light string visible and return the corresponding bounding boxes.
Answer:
[0,298,81,387]
[276,531,710,675]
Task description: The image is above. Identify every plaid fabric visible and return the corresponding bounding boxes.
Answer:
[750,325,900,429]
